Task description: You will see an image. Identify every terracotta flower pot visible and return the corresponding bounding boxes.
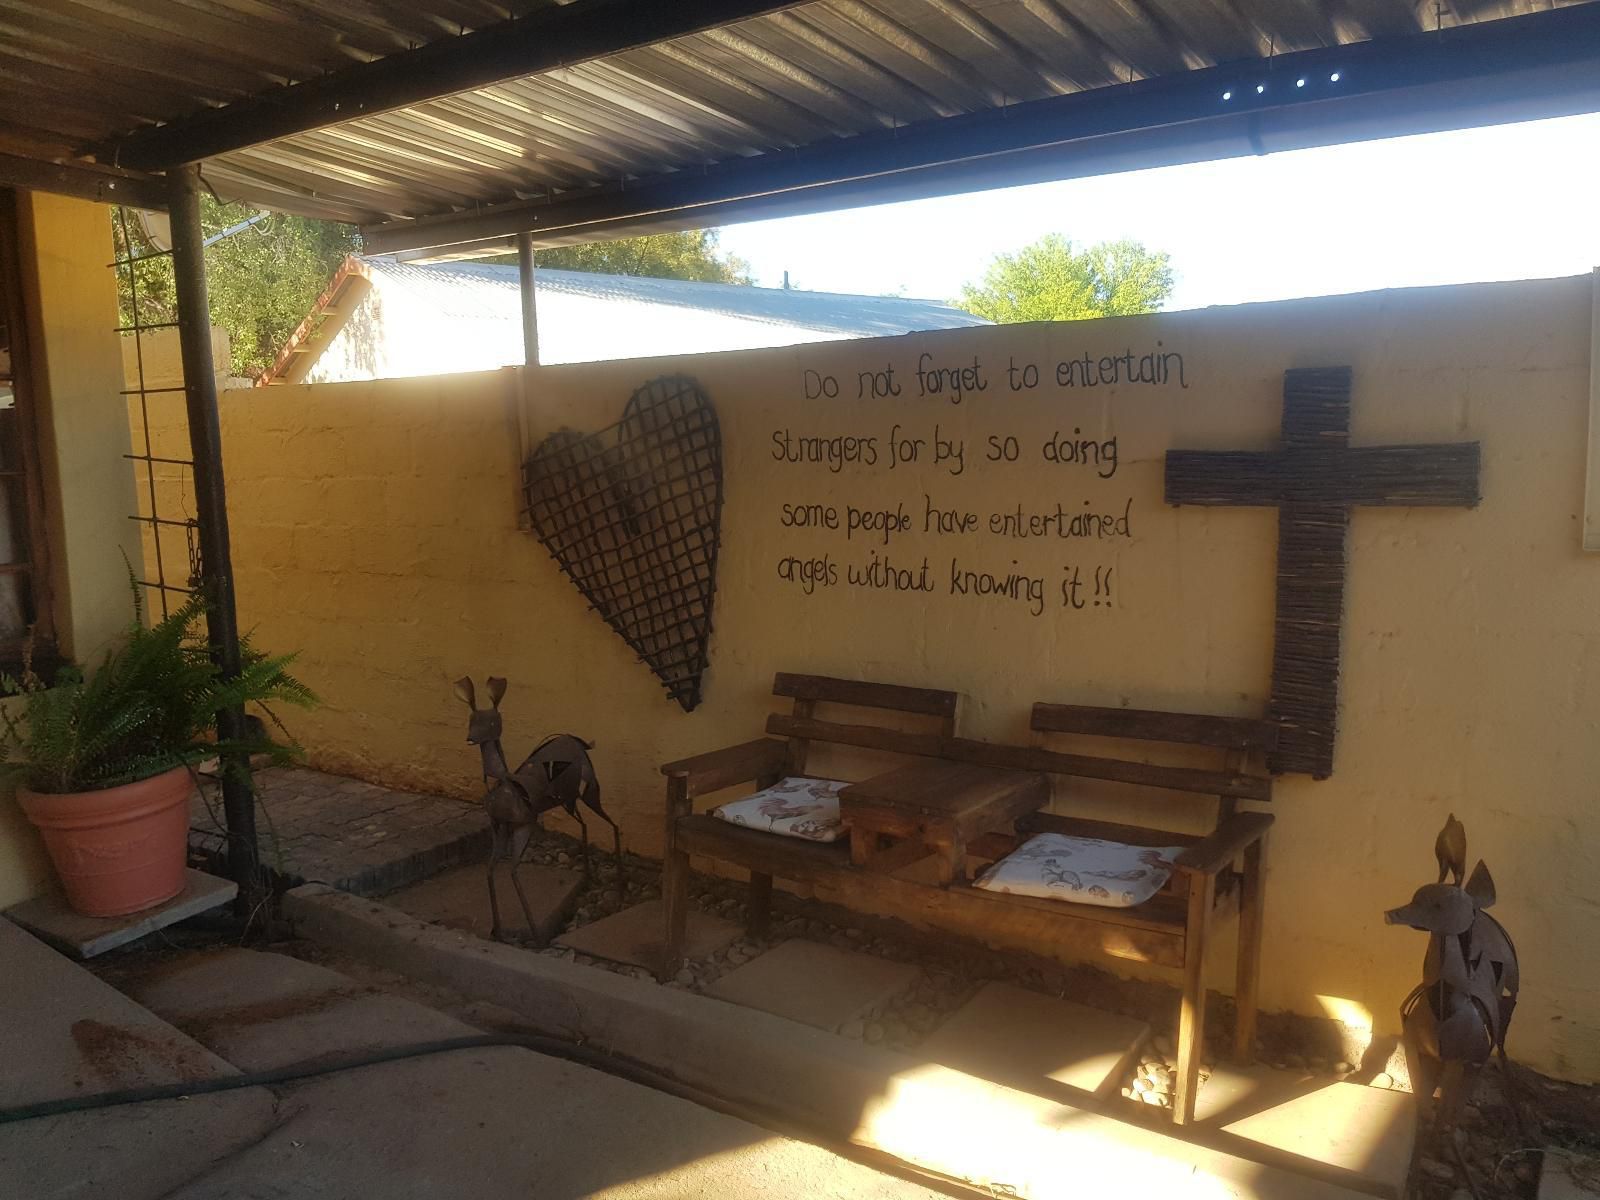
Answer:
[18,765,194,918]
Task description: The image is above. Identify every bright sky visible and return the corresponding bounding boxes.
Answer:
[715,111,1600,310]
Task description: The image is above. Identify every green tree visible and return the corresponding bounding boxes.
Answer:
[527,229,752,284]
[957,235,1174,324]
[115,200,359,381]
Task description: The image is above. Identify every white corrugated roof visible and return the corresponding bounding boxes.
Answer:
[364,256,988,338]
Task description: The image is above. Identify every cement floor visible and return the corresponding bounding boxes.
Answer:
[1,930,952,1200]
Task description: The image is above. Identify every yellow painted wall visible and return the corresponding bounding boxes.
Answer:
[220,275,1599,1081]
[0,192,143,907]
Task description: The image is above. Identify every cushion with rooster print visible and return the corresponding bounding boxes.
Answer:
[711,776,847,843]
[973,832,1187,908]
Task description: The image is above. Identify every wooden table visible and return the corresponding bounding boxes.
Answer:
[839,760,1049,885]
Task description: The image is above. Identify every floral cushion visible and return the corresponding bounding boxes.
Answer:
[711,776,847,843]
[973,833,1187,908]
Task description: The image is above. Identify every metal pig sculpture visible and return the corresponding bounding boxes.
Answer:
[454,676,622,941]
[1385,813,1519,1134]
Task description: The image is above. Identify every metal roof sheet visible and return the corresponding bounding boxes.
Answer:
[4,1,1597,245]
[369,256,988,333]
[265,253,988,381]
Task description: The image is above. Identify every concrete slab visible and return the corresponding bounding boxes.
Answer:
[918,981,1149,1099]
[160,1045,948,1200]
[286,886,1375,1200]
[4,869,236,959]
[125,945,357,1019]
[1541,1155,1600,1199]
[0,1088,280,1200]
[0,919,239,1110]
[555,899,739,971]
[125,948,472,1073]
[386,862,583,943]
[706,939,920,1034]
[1191,1062,1319,1126]
[1196,1066,1416,1199]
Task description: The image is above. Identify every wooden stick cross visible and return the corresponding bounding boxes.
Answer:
[1165,367,1480,777]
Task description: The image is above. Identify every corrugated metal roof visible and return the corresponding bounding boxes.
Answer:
[4,1,1596,240]
[265,253,988,382]
[368,256,988,334]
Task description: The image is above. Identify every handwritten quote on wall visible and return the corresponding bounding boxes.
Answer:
[768,342,1187,618]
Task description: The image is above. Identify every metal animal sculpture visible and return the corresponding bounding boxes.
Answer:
[453,676,621,941]
[1386,814,1520,1189]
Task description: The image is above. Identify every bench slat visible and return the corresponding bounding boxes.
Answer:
[773,672,958,718]
[1032,703,1277,751]
[763,714,1272,802]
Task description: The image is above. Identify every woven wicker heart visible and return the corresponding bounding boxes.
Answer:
[521,375,723,712]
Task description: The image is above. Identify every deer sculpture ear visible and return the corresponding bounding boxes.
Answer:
[487,677,507,709]
[452,677,477,708]
[1464,860,1496,909]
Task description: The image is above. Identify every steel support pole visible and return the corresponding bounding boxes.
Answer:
[167,164,261,915]
[516,230,540,367]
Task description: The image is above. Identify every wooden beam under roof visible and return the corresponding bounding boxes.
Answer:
[0,150,168,210]
[100,0,809,172]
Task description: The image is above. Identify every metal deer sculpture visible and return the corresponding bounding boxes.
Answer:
[1385,814,1520,1145]
[453,676,621,941]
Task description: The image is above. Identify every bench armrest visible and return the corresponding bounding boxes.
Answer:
[1172,812,1274,877]
[661,738,789,798]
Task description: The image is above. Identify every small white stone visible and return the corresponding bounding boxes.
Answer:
[1120,1086,1135,1099]
[1373,1072,1394,1090]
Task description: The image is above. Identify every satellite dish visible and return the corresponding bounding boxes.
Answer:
[134,209,172,252]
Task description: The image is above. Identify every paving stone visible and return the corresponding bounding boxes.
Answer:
[4,868,236,959]
[917,981,1149,1098]
[190,766,488,897]
[706,939,920,1033]
[556,899,740,971]
[1540,1154,1600,1200]
[386,862,583,943]
[0,918,238,1110]
[1200,1066,1416,1198]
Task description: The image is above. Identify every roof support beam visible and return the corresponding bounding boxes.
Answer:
[359,3,1600,256]
[0,151,167,210]
[102,0,808,171]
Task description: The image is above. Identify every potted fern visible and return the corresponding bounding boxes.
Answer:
[1,584,314,917]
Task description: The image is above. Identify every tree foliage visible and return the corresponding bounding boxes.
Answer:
[528,229,752,284]
[115,199,359,381]
[957,235,1174,324]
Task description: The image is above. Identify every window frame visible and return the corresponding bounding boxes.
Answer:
[0,188,58,668]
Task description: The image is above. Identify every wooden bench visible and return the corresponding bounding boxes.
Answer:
[659,673,1276,1125]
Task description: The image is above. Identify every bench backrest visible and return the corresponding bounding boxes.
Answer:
[760,673,1273,809]
[1024,702,1276,810]
[766,672,958,774]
